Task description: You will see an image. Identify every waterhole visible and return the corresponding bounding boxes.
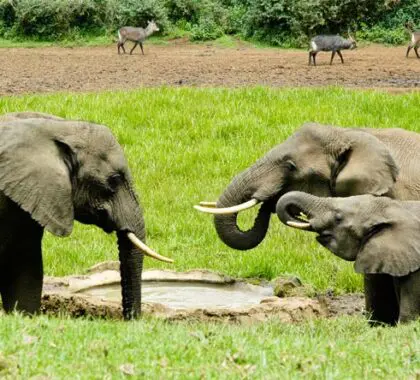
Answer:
[79,281,273,309]
[42,266,360,322]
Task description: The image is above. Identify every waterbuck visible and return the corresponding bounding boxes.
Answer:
[309,34,357,66]
[117,20,159,55]
[405,23,420,58]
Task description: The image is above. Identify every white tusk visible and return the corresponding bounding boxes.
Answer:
[193,199,259,215]
[127,232,174,263]
[199,201,218,207]
[286,221,311,229]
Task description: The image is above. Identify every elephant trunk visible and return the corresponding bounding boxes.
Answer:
[117,229,144,319]
[214,166,274,250]
[276,191,327,230]
[115,188,146,319]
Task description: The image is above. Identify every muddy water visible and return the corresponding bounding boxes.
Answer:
[80,281,273,309]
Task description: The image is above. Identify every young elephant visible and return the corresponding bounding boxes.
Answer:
[0,113,173,319]
[276,191,420,324]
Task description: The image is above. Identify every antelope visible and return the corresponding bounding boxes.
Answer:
[117,20,159,55]
[309,34,357,66]
[406,22,420,58]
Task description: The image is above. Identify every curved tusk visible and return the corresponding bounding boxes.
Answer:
[127,232,174,263]
[286,221,311,230]
[193,199,260,215]
[199,201,217,207]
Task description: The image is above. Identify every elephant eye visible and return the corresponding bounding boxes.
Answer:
[285,160,297,172]
[108,173,123,191]
[335,213,343,223]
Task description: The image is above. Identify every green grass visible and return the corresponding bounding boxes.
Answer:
[0,314,418,379]
[0,35,115,48]
[1,88,420,378]
[1,88,420,292]
[0,35,271,49]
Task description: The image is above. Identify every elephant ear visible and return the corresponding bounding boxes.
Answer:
[333,130,398,197]
[0,122,74,236]
[355,216,420,277]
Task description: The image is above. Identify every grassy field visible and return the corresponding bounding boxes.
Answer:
[0,314,418,379]
[0,88,419,378]
[2,87,419,291]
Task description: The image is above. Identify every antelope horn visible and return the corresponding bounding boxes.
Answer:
[194,198,259,215]
[127,232,174,263]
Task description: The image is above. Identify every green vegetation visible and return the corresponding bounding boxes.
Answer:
[0,315,418,378]
[1,87,420,293]
[1,88,420,378]
[0,0,419,47]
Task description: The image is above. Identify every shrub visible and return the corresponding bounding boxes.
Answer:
[241,0,395,47]
[0,0,418,44]
[106,0,169,31]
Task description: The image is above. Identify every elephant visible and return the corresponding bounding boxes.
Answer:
[276,191,420,324]
[0,113,173,319]
[195,122,420,325]
[0,111,65,122]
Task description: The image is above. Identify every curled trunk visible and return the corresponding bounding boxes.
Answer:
[214,167,273,250]
[276,192,325,227]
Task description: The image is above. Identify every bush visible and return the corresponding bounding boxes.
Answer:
[165,0,201,23]
[0,0,108,39]
[241,0,395,47]
[106,0,169,31]
[0,0,418,45]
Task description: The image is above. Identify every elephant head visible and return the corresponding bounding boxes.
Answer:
[0,115,172,319]
[195,123,398,251]
[276,191,420,277]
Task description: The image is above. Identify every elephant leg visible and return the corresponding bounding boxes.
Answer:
[1,229,43,314]
[396,272,420,323]
[364,274,399,326]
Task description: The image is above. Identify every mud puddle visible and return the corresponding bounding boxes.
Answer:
[82,281,273,309]
[40,263,364,323]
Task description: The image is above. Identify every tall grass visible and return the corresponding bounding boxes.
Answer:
[1,88,419,294]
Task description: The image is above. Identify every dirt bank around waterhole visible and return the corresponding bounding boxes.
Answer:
[35,261,365,323]
[0,43,419,95]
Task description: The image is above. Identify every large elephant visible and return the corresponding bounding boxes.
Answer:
[276,192,420,323]
[196,123,420,325]
[0,113,172,319]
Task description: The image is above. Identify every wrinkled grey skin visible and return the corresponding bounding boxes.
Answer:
[0,113,145,319]
[276,192,420,324]
[211,123,420,325]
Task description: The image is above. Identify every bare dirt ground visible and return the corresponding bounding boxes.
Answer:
[0,42,419,95]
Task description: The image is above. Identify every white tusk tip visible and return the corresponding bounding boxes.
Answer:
[199,201,217,207]
[286,221,311,229]
[127,232,174,263]
[194,199,259,215]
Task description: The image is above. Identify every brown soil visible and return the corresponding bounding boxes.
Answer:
[39,269,365,323]
[0,42,419,95]
[40,292,364,323]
